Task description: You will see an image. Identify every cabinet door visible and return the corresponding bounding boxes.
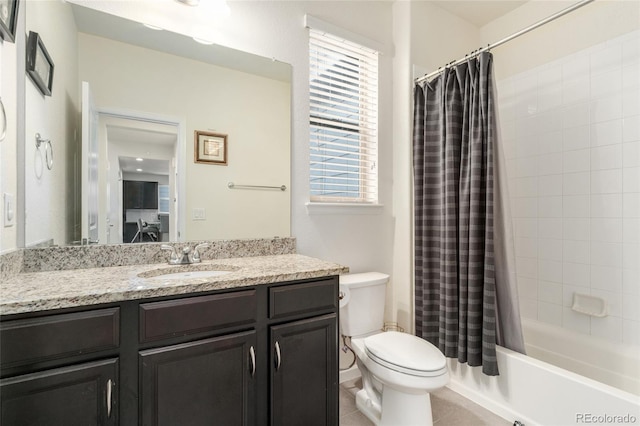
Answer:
[0,358,118,426]
[142,182,158,209]
[139,330,257,426]
[123,181,143,209]
[270,314,338,426]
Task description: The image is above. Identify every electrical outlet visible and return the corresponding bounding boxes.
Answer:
[4,193,15,227]
[192,208,206,220]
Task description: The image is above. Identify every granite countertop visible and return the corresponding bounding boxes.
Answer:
[0,254,349,315]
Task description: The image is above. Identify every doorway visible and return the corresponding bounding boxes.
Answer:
[96,112,185,244]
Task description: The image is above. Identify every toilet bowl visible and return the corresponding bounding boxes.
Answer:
[351,332,449,425]
[339,273,449,426]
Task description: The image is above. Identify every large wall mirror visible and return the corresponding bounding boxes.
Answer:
[23,0,291,248]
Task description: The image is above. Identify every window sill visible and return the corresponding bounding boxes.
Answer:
[305,202,384,215]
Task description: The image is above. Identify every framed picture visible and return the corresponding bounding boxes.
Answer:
[0,0,19,43]
[26,31,54,96]
[194,131,227,165]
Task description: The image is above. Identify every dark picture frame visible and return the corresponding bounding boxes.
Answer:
[194,130,228,165]
[0,0,19,43]
[26,31,54,96]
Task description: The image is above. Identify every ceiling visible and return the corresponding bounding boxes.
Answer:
[431,1,528,27]
[119,156,170,176]
[107,126,176,176]
[69,2,291,82]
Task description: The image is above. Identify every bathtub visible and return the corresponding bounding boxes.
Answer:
[447,320,640,425]
[522,318,640,397]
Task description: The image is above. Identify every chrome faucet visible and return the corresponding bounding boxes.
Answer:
[192,243,210,263]
[161,243,210,265]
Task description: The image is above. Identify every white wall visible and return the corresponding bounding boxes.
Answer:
[482,0,640,348]
[24,0,79,247]
[0,6,20,253]
[481,0,640,81]
[499,29,640,345]
[409,1,482,75]
[391,2,481,332]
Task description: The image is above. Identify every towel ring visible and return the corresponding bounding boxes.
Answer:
[0,97,6,142]
[34,147,43,179]
[35,133,53,170]
[45,139,53,170]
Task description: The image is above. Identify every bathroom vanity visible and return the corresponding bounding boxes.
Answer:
[0,246,347,426]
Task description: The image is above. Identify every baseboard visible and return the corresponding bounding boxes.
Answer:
[339,365,361,383]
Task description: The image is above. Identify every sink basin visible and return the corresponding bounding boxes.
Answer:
[138,264,237,280]
[148,270,232,280]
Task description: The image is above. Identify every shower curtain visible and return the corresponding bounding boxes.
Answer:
[412,52,524,376]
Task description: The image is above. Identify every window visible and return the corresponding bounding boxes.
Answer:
[158,185,170,214]
[308,25,379,203]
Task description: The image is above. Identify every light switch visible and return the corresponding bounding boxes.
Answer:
[4,193,15,227]
[192,208,206,220]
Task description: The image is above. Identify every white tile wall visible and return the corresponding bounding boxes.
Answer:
[498,30,640,345]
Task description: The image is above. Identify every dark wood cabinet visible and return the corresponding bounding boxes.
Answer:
[0,307,120,370]
[124,181,158,210]
[0,276,339,426]
[270,314,338,426]
[1,358,118,426]
[140,331,257,426]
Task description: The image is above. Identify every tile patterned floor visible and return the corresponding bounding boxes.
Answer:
[339,378,511,426]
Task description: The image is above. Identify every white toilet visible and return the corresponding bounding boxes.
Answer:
[339,272,449,426]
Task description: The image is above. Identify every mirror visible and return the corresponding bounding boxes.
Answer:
[23,1,291,248]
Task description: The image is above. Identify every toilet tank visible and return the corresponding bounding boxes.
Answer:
[339,272,389,338]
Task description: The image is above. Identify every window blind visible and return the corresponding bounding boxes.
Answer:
[309,28,379,203]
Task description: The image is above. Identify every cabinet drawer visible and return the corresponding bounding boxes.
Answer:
[269,279,337,319]
[139,290,257,343]
[0,308,120,369]
[1,358,119,426]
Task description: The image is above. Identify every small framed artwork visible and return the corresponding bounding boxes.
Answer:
[195,130,227,165]
[0,0,19,43]
[26,31,54,97]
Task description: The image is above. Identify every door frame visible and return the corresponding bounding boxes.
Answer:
[97,107,186,243]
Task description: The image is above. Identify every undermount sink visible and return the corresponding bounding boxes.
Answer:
[138,264,238,280]
[148,270,232,280]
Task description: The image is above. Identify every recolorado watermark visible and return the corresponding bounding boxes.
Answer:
[576,413,638,424]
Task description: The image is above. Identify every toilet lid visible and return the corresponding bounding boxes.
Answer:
[364,332,446,377]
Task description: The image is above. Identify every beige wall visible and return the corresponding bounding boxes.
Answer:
[78,33,291,241]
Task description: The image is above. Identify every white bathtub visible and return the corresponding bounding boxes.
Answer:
[522,318,640,396]
[447,321,640,426]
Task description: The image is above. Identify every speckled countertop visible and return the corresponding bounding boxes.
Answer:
[0,254,349,315]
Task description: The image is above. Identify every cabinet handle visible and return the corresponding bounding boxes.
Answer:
[106,379,113,419]
[274,341,281,371]
[249,345,256,378]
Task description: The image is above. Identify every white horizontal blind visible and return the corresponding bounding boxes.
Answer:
[309,28,379,203]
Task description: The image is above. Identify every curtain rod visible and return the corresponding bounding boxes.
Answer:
[415,0,596,85]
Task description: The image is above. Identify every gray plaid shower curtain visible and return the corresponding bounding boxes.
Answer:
[413,52,524,376]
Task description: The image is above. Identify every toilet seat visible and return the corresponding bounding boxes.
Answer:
[364,332,447,377]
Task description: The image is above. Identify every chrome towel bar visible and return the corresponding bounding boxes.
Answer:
[227,182,286,191]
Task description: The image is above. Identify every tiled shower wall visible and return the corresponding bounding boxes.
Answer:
[497,30,640,346]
